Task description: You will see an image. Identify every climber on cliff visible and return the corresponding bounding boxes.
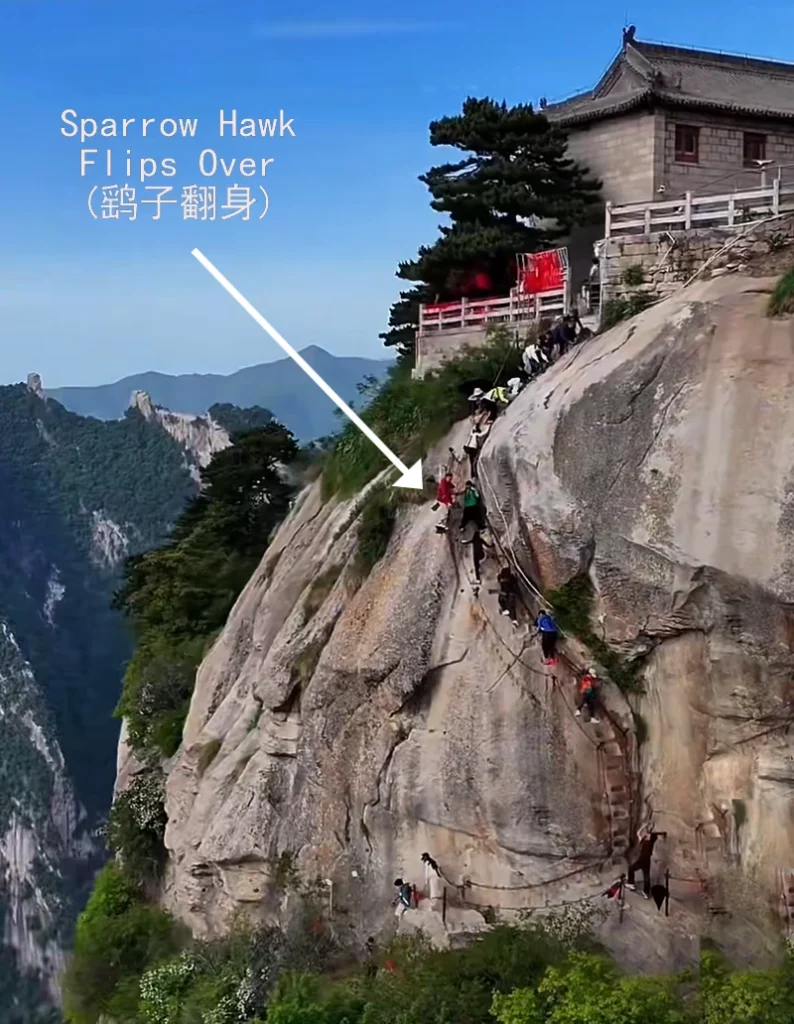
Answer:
[434,471,457,533]
[522,339,547,379]
[506,376,524,401]
[535,609,560,666]
[496,565,520,624]
[539,330,555,366]
[463,422,485,477]
[421,852,442,878]
[574,668,601,723]
[627,824,668,898]
[469,387,486,418]
[393,878,413,917]
[482,385,509,423]
[551,314,578,358]
[460,480,485,533]
[461,528,493,585]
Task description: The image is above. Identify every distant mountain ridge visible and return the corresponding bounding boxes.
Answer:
[47,346,393,442]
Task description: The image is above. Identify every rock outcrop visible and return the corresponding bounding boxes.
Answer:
[157,275,794,972]
[131,390,231,474]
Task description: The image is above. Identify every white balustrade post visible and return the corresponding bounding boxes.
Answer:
[461,297,467,328]
[605,202,613,238]
[773,177,781,216]
[684,192,693,230]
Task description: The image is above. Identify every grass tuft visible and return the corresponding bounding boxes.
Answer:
[767,267,794,316]
[355,486,398,577]
[547,575,641,692]
[304,565,344,622]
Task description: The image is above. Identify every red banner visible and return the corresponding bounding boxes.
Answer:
[521,250,564,294]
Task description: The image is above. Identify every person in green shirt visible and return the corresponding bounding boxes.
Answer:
[460,480,485,532]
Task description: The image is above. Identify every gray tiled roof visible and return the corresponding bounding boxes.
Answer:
[545,37,794,125]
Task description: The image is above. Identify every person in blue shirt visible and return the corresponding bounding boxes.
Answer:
[536,609,559,665]
[393,878,413,917]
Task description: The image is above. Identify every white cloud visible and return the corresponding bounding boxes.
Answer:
[253,19,446,40]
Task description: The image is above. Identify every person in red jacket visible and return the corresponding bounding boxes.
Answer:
[574,669,601,723]
[434,471,457,533]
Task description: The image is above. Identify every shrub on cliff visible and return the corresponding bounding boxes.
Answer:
[62,864,182,1024]
[323,329,523,498]
[107,768,168,887]
[767,267,794,317]
[491,950,694,1024]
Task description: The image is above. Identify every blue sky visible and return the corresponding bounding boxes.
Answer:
[2,0,794,387]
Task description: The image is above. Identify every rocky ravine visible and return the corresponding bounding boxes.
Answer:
[0,622,94,1004]
[151,275,794,972]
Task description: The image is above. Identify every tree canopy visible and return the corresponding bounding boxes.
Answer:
[381,97,602,359]
[114,422,299,760]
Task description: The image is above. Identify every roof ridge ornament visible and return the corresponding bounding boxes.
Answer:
[622,24,636,46]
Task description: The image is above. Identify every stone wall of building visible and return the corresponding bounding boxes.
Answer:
[415,326,490,378]
[564,111,658,205]
[660,110,794,198]
[563,109,794,211]
[415,323,537,379]
[600,216,794,310]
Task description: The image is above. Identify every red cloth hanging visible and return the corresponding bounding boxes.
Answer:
[521,250,564,293]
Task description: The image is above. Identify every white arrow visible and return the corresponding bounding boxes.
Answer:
[191,249,423,490]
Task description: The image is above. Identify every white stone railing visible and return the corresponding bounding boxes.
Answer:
[418,286,566,334]
[605,179,794,238]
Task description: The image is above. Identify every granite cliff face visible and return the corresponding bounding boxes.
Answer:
[156,275,794,971]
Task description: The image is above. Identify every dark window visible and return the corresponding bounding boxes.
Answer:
[743,132,767,166]
[674,125,699,164]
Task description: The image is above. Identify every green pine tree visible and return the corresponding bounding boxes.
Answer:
[382,97,602,361]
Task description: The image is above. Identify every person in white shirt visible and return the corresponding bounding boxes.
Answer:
[522,342,546,378]
[506,377,523,400]
[463,423,484,476]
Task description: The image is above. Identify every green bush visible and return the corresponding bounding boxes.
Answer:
[107,770,168,887]
[547,575,641,692]
[63,903,794,1024]
[355,488,398,577]
[622,264,646,287]
[62,864,181,1024]
[700,947,794,1024]
[601,291,658,331]
[322,330,523,498]
[767,267,794,317]
[304,565,343,622]
[115,636,206,756]
[492,950,692,1024]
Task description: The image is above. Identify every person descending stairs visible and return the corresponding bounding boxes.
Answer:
[535,609,560,666]
[574,668,601,724]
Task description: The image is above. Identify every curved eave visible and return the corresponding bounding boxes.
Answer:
[550,88,794,127]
